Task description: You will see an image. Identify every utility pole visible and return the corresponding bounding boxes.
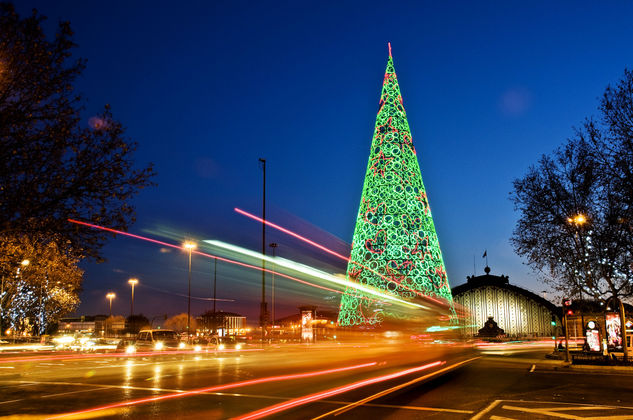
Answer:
[184,242,197,340]
[618,298,628,362]
[270,243,278,334]
[259,158,267,345]
[213,257,217,334]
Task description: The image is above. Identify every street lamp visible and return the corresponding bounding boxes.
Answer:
[128,278,138,317]
[106,292,116,337]
[567,214,587,225]
[183,241,197,339]
[269,243,278,331]
[212,257,217,334]
[259,158,267,345]
[106,292,116,317]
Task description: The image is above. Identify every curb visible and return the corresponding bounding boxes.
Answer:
[485,355,633,373]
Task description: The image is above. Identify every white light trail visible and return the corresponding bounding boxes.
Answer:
[204,239,427,310]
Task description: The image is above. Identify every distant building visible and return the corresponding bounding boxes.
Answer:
[452,266,560,337]
[561,299,632,350]
[275,307,338,342]
[197,311,246,336]
[59,315,107,335]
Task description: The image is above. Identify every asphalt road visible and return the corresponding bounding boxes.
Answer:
[0,345,632,419]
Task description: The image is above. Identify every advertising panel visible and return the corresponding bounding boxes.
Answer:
[301,310,313,343]
[586,330,601,352]
[606,312,623,352]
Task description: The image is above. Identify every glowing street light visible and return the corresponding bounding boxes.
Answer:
[106,292,116,317]
[567,213,587,225]
[183,241,197,339]
[21,259,30,267]
[128,278,138,316]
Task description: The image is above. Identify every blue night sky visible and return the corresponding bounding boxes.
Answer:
[16,1,633,323]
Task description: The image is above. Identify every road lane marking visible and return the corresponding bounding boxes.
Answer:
[529,364,535,372]
[347,402,473,414]
[41,388,107,399]
[471,400,503,420]
[45,361,379,419]
[0,379,184,393]
[502,404,633,419]
[473,400,633,420]
[496,399,633,411]
[191,391,474,414]
[0,387,107,405]
[0,398,24,405]
[312,356,481,419]
[236,361,445,420]
[502,404,580,419]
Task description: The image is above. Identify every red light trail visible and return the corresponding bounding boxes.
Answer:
[234,360,444,419]
[233,209,447,307]
[67,219,344,295]
[0,348,264,365]
[47,362,378,419]
[234,207,350,261]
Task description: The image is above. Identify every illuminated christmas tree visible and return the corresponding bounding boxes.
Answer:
[338,44,455,326]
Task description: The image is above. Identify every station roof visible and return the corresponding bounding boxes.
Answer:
[451,266,559,314]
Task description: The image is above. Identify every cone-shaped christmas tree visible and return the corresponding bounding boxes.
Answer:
[338,45,455,326]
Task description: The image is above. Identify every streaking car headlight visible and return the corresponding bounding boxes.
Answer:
[235,344,242,350]
[194,345,202,352]
[154,341,164,350]
[53,336,74,345]
[218,344,225,350]
[126,345,136,354]
[179,342,186,349]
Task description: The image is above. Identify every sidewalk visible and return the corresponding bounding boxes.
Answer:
[485,352,633,374]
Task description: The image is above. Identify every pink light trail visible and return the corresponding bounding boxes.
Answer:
[68,219,344,295]
[47,362,378,419]
[233,209,447,307]
[234,207,350,261]
[235,360,444,419]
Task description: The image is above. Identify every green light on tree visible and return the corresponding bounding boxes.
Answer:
[338,45,455,326]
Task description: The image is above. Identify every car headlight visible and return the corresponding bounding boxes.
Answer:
[179,342,186,349]
[235,344,242,350]
[154,341,164,350]
[218,344,225,350]
[194,345,202,352]
[125,345,136,354]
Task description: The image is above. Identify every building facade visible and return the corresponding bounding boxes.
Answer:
[452,267,559,337]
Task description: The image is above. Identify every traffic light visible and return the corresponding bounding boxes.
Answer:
[566,309,573,316]
[551,315,556,326]
[562,298,572,307]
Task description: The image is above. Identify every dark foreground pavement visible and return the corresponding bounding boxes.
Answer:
[0,346,632,419]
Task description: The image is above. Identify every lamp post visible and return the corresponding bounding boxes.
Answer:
[269,243,278,332]
[106,292,116,317]
[183,241,197,340]
[128,278,138,317]
[258,158,267,344]
[567,213,589,341]
[212,257,217,334]
[106,292,115,337]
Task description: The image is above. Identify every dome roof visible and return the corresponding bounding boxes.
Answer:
[451,267,558,314]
